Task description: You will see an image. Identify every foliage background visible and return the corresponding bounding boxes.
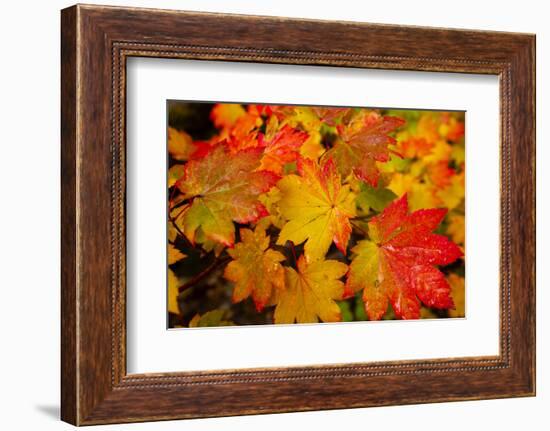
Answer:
[167,101,465,328]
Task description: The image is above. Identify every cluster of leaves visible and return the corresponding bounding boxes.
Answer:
[167,102,466,327]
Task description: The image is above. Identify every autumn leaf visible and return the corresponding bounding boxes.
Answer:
[276,158,356,261]
[311,107,350,126]
[274,256,347,324]
[345,195,463,320]
[224,226,286,311]
[399,137,434,159]
[210,103,246,129]
[438,113,465,142]
[168,221,178,243]
[259,124,309,174]
[423,140,452,165]
[168,269,180,315]
[387,172,440,211]
[356,182,397,214]
[257,187,285,230]
[168,243,186,265]
[447,213,465,246]
[323,111,405,186]
[264,106,324,160]
[221,107,263,152]
[189,310,234,327]
[451,143,466,165]
[427,161,455,188]
[436,171,465,210]
[168,127,194,161]
[447,273,466,318]
[176,144,279,246]
[192,227,227,257]
[168,164,185,188]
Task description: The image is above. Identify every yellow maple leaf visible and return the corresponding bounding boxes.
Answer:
[168,269,180,315]
[168,127,195,161]
[210,103,246,130]
[274,256,347,324]
[168,164,185,187]
[436,171,465,210]
[299,129,325,160]
[387,173,438,211]
[168,243,186,265]
[257,187,285,230]
[447,273,465,318]
[447,213,465,246]
[423,139,452,165]
[276,158,356,261]
[168,221,178,243]
[224,226,286,311]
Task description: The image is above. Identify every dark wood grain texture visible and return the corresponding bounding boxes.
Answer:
[60,6,78,425]
[60,4,535,425]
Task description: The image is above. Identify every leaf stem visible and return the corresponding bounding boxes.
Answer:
[171,203,190,222]
[168,214,194,249]
[289,241,298,266]
[351,220,369,236]
[169,199,191,213]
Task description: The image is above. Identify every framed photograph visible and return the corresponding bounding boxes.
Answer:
[61,4,535,425]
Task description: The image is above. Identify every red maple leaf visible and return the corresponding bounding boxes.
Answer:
[346,195,463,319]
[258,125,308,174]
[324,111,405,186]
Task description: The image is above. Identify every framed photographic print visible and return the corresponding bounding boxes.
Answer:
[61,4,536,425]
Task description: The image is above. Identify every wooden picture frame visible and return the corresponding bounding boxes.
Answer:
[61,4,535,425]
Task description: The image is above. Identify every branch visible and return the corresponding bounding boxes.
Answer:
[178,256,231,293]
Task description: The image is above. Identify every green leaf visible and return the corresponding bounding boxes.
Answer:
[356,182,397,214]
[337,300,354,322]
[189,310,234,327]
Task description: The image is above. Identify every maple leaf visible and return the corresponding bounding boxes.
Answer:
[299,130,325,160]
[258,124,309,174]
[268,106,327,160]
[257,187,285,230]
[176,144,279,246]
[189,310,234,327]
[356,182,397,214]
[387,172,443,211]
[168,243,186,265]
[324,111,405,186]
[311,107,350,126]
[210,103,246,129]
[427,161,455,188]
[447,213,465,246]
[224,226,286,311]
[168,269,180,315]
[274,256,347,324]
[399,137,434,159]
[276,158,356,262]
[168,164,185,188]
[447,274,465,318]
[438,113,465,142]
[436,171,465,210]
[423,140,452,165]
[168,127,195,161]
[223,109,263,152]
[345,195,463,320]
